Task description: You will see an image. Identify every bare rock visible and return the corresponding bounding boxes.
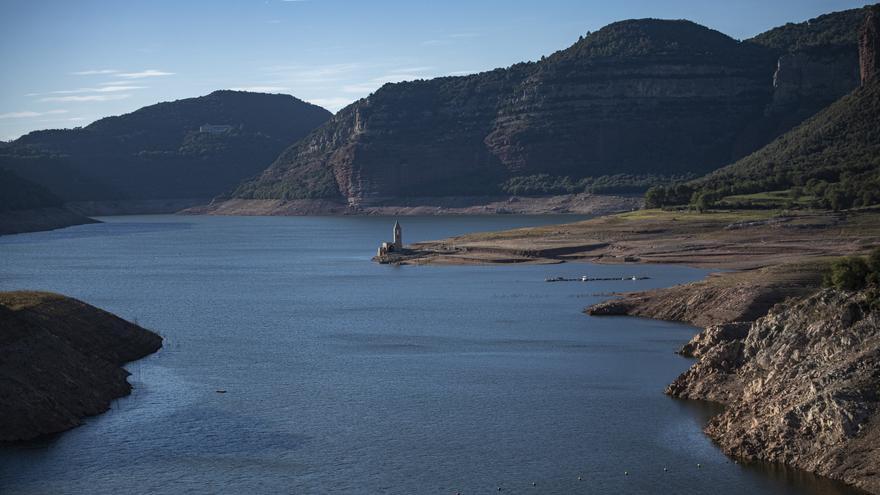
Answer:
[860,5,880,85]
[670,289,880,493]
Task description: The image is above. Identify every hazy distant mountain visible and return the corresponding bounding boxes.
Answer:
[0,168,97,235]
[0,91,331,202]
[0,168,62,213]
[230,7,869,207]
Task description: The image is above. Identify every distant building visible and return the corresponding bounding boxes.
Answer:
[199,124,234,134]
[377,220,403,257]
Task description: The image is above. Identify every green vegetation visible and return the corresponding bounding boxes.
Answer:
[646,81,880,212]
[747,6,869,52]
[502,173,694,196]
[557,18,768,65]
[232,162,340,200]
[825,249,880,302]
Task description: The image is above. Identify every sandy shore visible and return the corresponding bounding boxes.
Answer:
[386,208,880,269]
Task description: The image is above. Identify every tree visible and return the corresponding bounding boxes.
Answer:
[828,256,870,291]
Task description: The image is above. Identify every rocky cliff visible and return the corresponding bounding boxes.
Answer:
[667,290,880,494]
[0,291,162,442]
[751,6,867,130]
[862,6,880,84]
[659,6,880,210]
[231,8,868,207]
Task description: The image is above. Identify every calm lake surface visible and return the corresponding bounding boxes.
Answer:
[0,215,861,494]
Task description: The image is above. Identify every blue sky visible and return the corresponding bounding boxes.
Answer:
[0,0,871,140]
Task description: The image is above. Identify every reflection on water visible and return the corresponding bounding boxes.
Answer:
[0,215,863,494]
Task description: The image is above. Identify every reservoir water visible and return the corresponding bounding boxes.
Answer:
[0,215,861,494]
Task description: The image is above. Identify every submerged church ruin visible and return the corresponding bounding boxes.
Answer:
[377,221,403,257]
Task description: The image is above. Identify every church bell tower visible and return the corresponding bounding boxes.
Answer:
[393,220,402,249]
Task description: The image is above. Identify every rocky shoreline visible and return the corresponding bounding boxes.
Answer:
[0,291,162,442]
[662,290,879,493]
[377,208,880,493]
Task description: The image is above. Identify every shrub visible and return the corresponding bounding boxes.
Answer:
[826,248,880,291]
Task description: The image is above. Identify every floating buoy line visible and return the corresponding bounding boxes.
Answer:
[545,275,650,282]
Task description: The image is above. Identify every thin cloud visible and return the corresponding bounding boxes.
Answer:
[230,86,290,93]
[40,94,131,102]
[116,69,174,79]
[392,66,434,74]
[0,109,68,119]
[48,86,146,95]
[422,32,482,46]
[342,69,434,94]
[306,97,353,112]
[447,69,480,76]
[70,69,118,75]
[260,63,365,83]
[37,117,86,123]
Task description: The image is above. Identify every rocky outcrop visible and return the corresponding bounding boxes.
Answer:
[861,6,880,84]
[230,9,867,207]
[585,268,819,328]
[0,291,162,442]
[667,290,880,494]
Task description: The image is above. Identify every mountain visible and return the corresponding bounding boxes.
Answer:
[229,7,870,208]
[0,91,331,203]
[646,6,880,211]
[0,168,63,213]
[0,168,98,235]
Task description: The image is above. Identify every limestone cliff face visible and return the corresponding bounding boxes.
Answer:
[233,10,867,205]
[234,67,530,205]
[667,290,880,494]
[485,20,778,178]
[765,48,860,130]
[754,7,867,129]
[861,6,880,85]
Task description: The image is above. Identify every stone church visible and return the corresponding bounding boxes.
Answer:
[377,221,403,257]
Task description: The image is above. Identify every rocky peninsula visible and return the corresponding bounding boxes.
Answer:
[665,289,880,493]
[0,291,162,442]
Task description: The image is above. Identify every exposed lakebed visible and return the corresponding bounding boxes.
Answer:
[0,215,861,494]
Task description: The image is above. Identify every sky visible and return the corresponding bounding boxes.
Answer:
[0,0,872,141]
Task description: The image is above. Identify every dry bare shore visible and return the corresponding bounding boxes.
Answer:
[386,208,880,493]
[182,193,642,216]
[0,291,162,442]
